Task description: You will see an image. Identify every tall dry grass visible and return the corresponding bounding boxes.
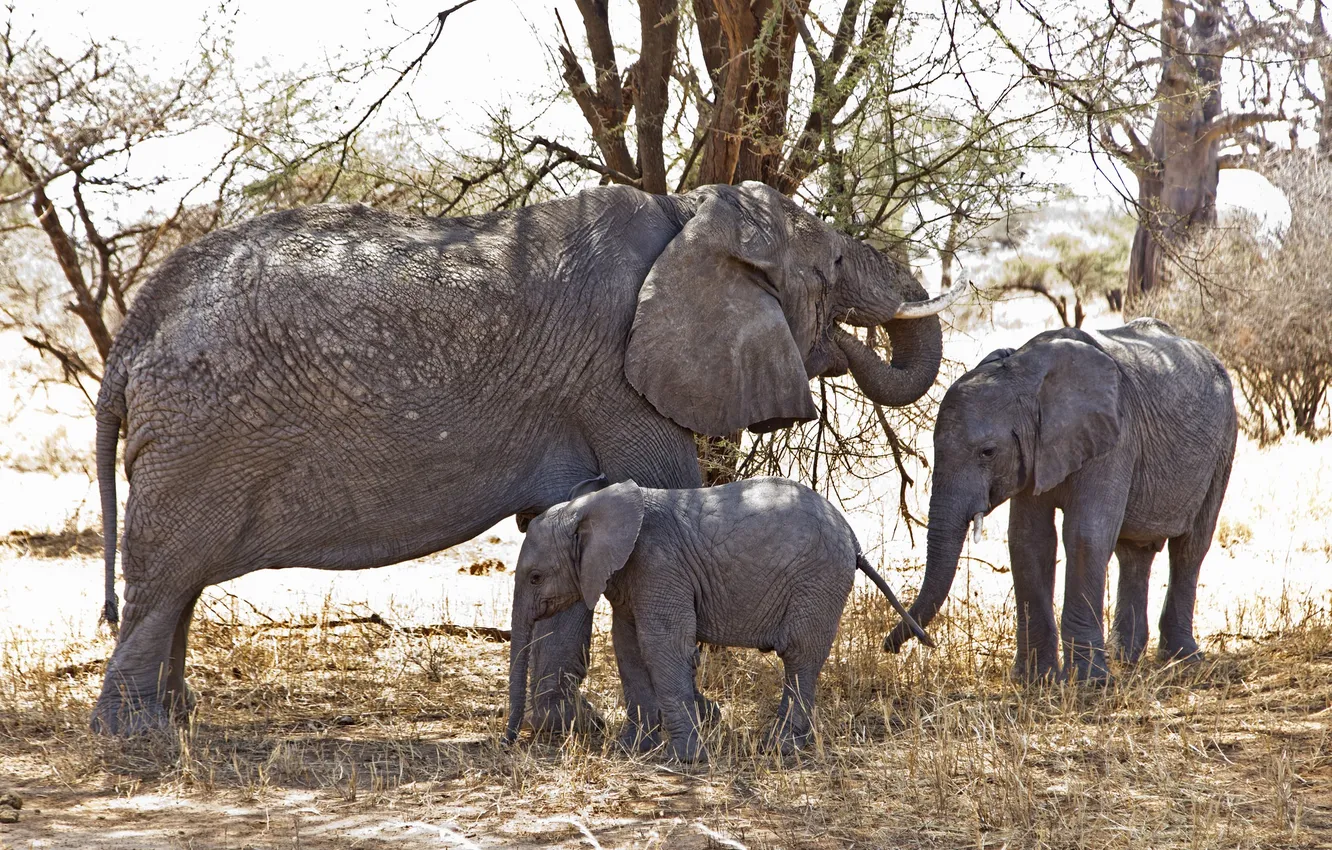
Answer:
[1,573,1328,849]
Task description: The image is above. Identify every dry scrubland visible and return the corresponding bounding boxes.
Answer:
[2,321,1332,848]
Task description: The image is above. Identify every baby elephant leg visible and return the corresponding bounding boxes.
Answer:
[611,615,662,753]
[1111,542,1155,664]
[770,616,837,754]
[636,617,707,763]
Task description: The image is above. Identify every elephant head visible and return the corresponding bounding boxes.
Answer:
[626,182,966,437]
[883,333,1123,651]
[505,482,645,742]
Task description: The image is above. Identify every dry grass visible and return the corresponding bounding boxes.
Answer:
[1,578,1330,849]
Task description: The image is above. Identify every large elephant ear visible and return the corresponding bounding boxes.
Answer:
[1032,337,1123,495]
[625,183,818,437]
[573,481,646,611]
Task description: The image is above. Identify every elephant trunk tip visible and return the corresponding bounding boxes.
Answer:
[882,623,912,654]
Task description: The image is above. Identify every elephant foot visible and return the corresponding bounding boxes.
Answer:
[765,724,813,756]
[527,691,606,735]
[665,732,708,764]
[695,692,722,727]
[1111,641,1147,666]
[1063,640,1112,685]
[616,722,663,754]
[1158,643,1205,665]
[1011,655,1060,685]
[90,691,173,737]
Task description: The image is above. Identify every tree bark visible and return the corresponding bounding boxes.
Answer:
[1126,0,1224,303]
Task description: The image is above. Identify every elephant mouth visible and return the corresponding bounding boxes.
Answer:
[816,277,968,408]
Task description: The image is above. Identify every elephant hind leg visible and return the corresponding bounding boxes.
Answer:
[1160,459,1231,662]
[1111,543,1155,664]
[92,582,202,735]
[770,615,837,754]
[1159,532,1207,661]
[166,591,202,718]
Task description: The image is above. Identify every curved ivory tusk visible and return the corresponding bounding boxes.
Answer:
[894,275,970,319]
[972,511,984,544]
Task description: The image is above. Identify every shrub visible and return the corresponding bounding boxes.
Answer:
[1137,153,1332,445]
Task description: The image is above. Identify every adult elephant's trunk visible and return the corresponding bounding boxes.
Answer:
[834,314,944,408]
[883,499,971,652]
[504,603,533,743]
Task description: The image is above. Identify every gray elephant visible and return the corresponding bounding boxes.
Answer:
[91,181,963,734]
[503,477,931,762]
[884,319,1237,683]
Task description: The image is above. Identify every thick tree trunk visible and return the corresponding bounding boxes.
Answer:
[690,0,809,188]
[1126,0,1223,304]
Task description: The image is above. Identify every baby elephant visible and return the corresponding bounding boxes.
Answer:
[884,319,1237,683]
[504,477,931,762]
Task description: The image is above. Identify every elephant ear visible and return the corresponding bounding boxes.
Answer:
[572,481,646,611]
[1032,337,1123,495]
[625,183,818,437]
[978,347,1016,367]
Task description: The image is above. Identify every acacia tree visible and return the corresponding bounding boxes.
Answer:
[1143,153,1332,443]
[972,0,1301,303]
[0,18,452,404]
[0,27,226,396]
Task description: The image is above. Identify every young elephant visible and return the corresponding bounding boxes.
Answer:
[504,477,931,762]
[884,319,1238,683]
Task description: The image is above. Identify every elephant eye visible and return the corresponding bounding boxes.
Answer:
[979,447,997,460]
[529,572,543,585]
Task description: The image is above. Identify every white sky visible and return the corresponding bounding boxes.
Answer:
[21,0,1291,235]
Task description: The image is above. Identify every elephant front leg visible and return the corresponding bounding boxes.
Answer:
[1008,499,1060,682]
[526,605,605,734]
[636,619,707,763]
[610,615,662,753]
[1111,543,1155,664]
[1060,514,1121,684]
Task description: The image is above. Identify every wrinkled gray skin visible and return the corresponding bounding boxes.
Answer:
[92,181,956,735]
[884,319,1238,683]
[505,478,927,762]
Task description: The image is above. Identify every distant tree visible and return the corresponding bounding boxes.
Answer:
[0,26,228,398]
[0,17,448,405]
[986,213,1133,329]
[974,0,1301,304]
[1141,152,1332,444]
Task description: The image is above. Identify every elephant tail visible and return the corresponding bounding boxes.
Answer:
[96,358,128,628]
[855,552,935,649]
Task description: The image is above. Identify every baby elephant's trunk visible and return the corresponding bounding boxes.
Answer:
[856,554,935,648]
[504,616,532,743]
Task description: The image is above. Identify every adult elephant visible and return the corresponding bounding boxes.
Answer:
[91,181,963,735]
[882,319,1237,682]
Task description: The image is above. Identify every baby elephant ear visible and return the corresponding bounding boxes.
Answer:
[625,183,818,437]
[978,347,1016,367]
[1032,337,1123,495]
[573,481,645,611]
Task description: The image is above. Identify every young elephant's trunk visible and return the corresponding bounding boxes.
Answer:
[504,607,533,743]
[883,499,971,652]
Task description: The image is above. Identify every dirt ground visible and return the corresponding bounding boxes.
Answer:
[2,308,1331,848]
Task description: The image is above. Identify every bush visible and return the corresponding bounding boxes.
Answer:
[1137,154,1332,445]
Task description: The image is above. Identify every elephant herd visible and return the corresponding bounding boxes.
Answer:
[88,181,1238,760]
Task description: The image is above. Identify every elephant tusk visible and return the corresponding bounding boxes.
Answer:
[972,512,984,543]
[894,276,970,319]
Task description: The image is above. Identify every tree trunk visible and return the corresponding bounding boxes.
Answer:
[689,0,809,188]
[1126,0,1223,304]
